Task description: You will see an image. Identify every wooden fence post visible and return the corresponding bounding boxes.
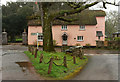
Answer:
[48,57,54,74]
[63,56,67,68]
[39,53,43,63]
[30,47,32,53]
[32,47,34,55]
[28,46,29,51]
[29,46,31,53]
[73,56,76,64]
[79,48,83,59]
[35,48,38,58]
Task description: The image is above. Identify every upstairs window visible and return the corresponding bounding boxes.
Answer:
[77,36,83,41]
[80,25,85,30]
[62,25,67,30]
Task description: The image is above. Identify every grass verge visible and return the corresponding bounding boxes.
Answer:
[24,51,88,80]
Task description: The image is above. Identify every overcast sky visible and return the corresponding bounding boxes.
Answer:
[1,0,119,12]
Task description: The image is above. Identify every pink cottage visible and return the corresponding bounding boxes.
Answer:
[28,10,106,46]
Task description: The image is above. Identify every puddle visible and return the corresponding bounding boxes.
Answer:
[15,62,33,73]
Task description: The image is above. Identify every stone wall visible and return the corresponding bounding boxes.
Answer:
[2,32,7,45]
[22,31,28,45]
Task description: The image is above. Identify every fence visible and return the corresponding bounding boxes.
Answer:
[28,46,84,74]
[96,41,120,49]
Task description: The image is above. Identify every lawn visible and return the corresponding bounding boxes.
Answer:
[8,38,22,42]
[24,51,88,80]
[16,38,22,41]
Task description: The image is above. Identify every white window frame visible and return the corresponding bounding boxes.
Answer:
[80,25,85,30]
[61,25,67,30]
[38,35,43,41]
[77,36,83,41]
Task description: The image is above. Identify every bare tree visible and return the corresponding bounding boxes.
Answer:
[105,11,118,38]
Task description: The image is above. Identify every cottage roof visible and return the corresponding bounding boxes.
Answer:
[28,10,106,26]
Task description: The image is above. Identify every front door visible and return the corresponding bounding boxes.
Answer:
[62,33,68,45]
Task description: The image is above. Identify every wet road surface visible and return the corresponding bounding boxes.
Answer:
[83,49,120,54]
[2,45,44,80]
[1,45,119,80]
[0,45,2,81]
[72,54,118,80]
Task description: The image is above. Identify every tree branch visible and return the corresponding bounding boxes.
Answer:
[105,1,119,6]
[66,2,86,9]
[103,1,119,9]
[52,2,99,20]
[56,17,78,22]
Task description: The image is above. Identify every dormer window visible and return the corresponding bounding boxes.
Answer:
[80,25,85,30]
[62,25,67,30]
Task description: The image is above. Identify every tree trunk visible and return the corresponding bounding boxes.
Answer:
[41,4,55,52]
[43,18,55,52]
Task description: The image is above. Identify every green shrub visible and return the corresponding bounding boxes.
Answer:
[53,40,57,46]
[105,38,110,41]
[85,43,91,48]
[75,43,81,46]
[85,43,91,46]
[114,37,120,41]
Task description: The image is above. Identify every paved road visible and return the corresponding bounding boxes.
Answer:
[0,45,2,81]
[2,45,44,80]
[1,45,119,80]
[72,54,118,80]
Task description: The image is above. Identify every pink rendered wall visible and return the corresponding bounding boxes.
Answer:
[96,17,105,41]
[28,16,105,46]
[28,26,43,45]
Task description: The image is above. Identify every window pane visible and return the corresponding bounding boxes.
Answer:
[80,36,81,40]
[77,36,79,40]
[77,36,83,41]
[80,26,85,30]
[38,35,43,41]
[62,25,67,30]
